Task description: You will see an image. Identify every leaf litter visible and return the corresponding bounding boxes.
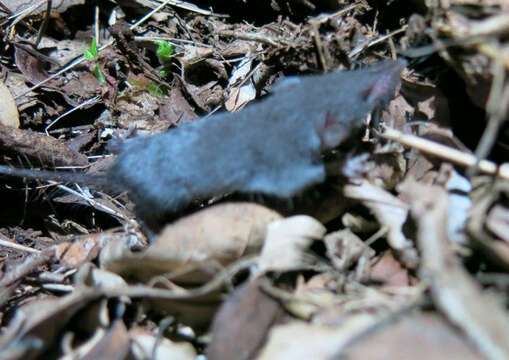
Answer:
[1,0,509,359]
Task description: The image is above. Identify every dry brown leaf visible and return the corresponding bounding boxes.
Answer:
[101,202,282,284]
[208,278,282,360]
[55,233,111,267]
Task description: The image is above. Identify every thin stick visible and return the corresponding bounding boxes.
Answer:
[33,0,52,48]
[380,126,509,179]
[0,237,40,254]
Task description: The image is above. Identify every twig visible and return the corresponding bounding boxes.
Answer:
[349,26,407,59]
[130,0,173,30]
[33,0,51,48]
[469,59,509,177]
[0,235,40,254]
[380,126,509,180]
[0,248,53,288]
[310,20,328,72]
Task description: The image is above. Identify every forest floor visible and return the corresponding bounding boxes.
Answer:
[0,0,508,359]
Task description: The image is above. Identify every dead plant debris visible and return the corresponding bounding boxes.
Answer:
[1,0,509,359]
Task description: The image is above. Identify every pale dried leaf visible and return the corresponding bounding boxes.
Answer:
[257,215,326,274]
[0,82,20,128]
[344,180,412,251]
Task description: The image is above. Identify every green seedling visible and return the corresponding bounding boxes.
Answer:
[155,40,174,66]
[143,40,174,96]
[83,37,105,83]
[125,40,175,96]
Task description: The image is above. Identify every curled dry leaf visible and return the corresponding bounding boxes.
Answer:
[344,179,418,268]
[0,82,20,128]
[101,202,282,284]
[0,288,100,359]
[74,262,128,289]
[400,78,451,127]
[486,205,509,243]
[58,320,130,360]
[224,57,257,111]
[257,215,326,274]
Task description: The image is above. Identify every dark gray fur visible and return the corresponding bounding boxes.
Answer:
[0,60,404,219]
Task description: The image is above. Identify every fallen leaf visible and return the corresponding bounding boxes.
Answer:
[0,82,20,128]
[208,278,282,360]
[101,202,282,284]
[257,215,326,274]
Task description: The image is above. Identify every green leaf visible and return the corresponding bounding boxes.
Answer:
[93,63,105,83]
[90,36,98,57]
[83,37,99,59]
[155,40,174,65]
